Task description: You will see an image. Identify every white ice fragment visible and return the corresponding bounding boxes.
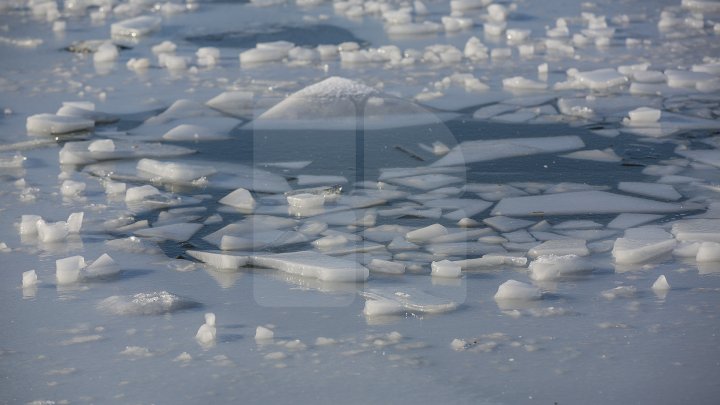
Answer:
[125,185,160,202]
[111,15,162,39]
[36,219,69,243]
[575,68,628,90]
[297,175,348,186]
[186,250,249,270]
[22,270,38,288]
[56,255,86,285]
[152,40,176,55]
[84,253,120,278]
[197,47,220,66]
[134,223,203,242]
[158,54,188,70]
[494,280,541,301]
[502,77,547,91]
[219,188,256,210]
[431,260,461,278]
[240,48,286,65]
[483,216,535,232]
[196,313,217,345]
[368,259,405,274]
[312,235,348,249]
[697,242,720,262]
[561,148,621,163]
[163,124,230,141]
[464,36,488,60]
[652,275,671,291]
[255,326,274,341]
[137,159,217,183]
[406,224,448,242]
[612,227,676,264]
[287,193,324,208]
[19,214,42,235]
[93,42,118,63]
[252,251,369,282]
[529,254,593,281]
[628,107,661,123]
[26,114,94,135]
[60,180,86,197]
[104,181,126,195]
[493,191,688,216]
[618,182,682,201]
[362,287,457,315]
[127,58,150,71]
[451,0,491,12]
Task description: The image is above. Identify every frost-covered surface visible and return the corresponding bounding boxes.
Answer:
[1,0,720,403]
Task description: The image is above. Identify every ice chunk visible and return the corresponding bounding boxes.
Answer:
[575,68,628,90]
[19,214,42,235]
[494,280,541,301]
[433,136,584,167]
[240,48,286,65]
[186,250,249,270]
[125,185,160,202]
[84,253,120,278]
[134,223,203,242]
[697,242,720,262]
[362,287,457,315]
[612,227,676,264]
[493,191,689,216]
[93,42,118,63]
[59,140,194,165]
[111,15,162,39]
[196,313,217,345]
[26,114,94,135]
[406,224,448,242]
[529,239,589,257]
[255,326,274,341]
[529,254,593,281]
[628,107,662,123]
[652,275,671,291]
[431,260,461,278]
[60,180,86,197]
[297,175,348,186]
[37,219,69,243]
[608,213,663,229]
[672,219,720,242]
[98,291,198,315]
[287,193,325,208]
[56,256,86,285]
[252,251,369,282]
[618,182,682,201]
[368,259,405,274]
[219,188,256,210]
[137,159,217,183]
[22,270,38,288]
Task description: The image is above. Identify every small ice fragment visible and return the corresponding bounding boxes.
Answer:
[22,270,38,288]
[56,255,86,285]
[287,193,324,208]
[368,259,405,274]
[174,352,192,362]
[529,254,593,281]
[628,107,661,123]
[529,239,589,257]
[361,287,457,314]
[450,338,467,351]
[255,326,274,341]
[697,242,720,262]
[575,68,628,90]
[363,299,405,316]
[652,275,671,291]
[19,215,42,235]
[502,76,547,91]
[134,223,203,242]
[151,40,176,55]
[219,188,256,210]
[607,213,663,229]
[98,291,197,315]
[197,47,220,66]
[127,58,150,71]
[88,139,115,152]
[61,180,86,197]
[111,15,162,39]
[252,251,369,282]
[84,253,120,278]
[26,114,94,135]
[195,313,217,345]
[36,219,69,243]
[601,285,636,300]
[104,181,126,195]
[612,227,676,264]
[494,280,541,301]
[406,224,448,242]
[240,48,286,65]
[312,235,348,249]
[431,260,461,278]
[125,185,160,202]
[315,337,337,346]
[137,159,216,183]
[458,218,480,227]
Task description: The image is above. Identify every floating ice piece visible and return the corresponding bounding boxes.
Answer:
[561,148,621,163]
[206,91,253,117]
[59,140,194,165]
[37,219,70,243]
[137,159,217,183]
[60,180,86,197]
[529,254,593,281]
[255,326,274,341]
[431,260,461,278]
[362,287,457,315]
[406,224,447,242]
[252,77,442,130]
[368,259,405,274]
[22,270,38,288]
[84,253,120,278]
[652,275,671,291]
[93,42,118,63]
[111,15,162,39]
[612,227,676,264]
[196,313,216,345]
[529,239,589,257]
[494,280,541,301]
[608,213,664,229]
[601,285,636,300]
[575,68,628,90]
[618,182,682,201]
[433,136,584,167]
[125,185,160,202]
[252,251,369,282]
[56,255,86,285]
[493,191,689,216]
[219,188,256,210]
[628,107,661,123]
[98,291,197,315]
[697,242,720,262]
[26,114,94,135]
[134,223,202,242]
[502,77,547,91]
[186,250,249,270]
[672,219,720,242]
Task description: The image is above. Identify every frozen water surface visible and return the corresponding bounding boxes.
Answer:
[1,0,720,403]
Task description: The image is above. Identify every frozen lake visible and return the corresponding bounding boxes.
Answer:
[1,0,720,403]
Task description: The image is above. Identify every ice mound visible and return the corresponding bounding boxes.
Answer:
[255,326,274,341]
[493,191,689,216]
[361,287,458,316]
[494,280,541,301]
[251,77,442,130]
[529,254,594,281]
[206,91,254,117]
[98,291,198,315]
[432,136,584,167]
[26,114,94,135]
[137,159,217,183]
[219,188,256,210]
[196,313,216,345]
[59,140,194,165]
[612,227,676,264]
[111,16,162,39]
[252,251,369,282]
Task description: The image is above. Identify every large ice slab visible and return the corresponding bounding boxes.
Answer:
[26,114,94,135]
[432,136,585,167]
[250,77,443,130]
[252,251,369,282]
[361,287,457,316]
[493,191,690,216]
